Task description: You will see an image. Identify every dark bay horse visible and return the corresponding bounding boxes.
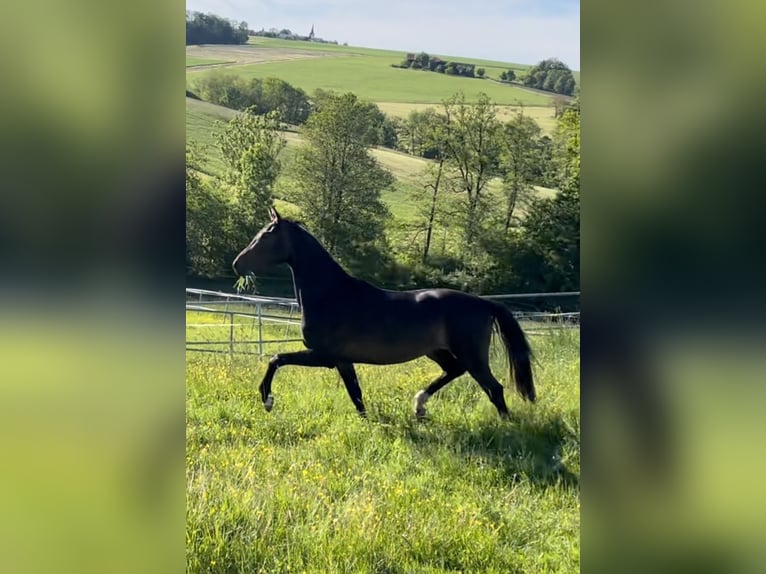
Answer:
[232,207,536,419]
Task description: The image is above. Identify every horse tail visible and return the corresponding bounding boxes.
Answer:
[491,302,536,402]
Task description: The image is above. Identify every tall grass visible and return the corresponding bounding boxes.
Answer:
[186,324,579,573]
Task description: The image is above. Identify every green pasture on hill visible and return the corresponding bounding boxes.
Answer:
[246,36,539,78]
[186,37,565,107]
[186,313,580,573]
[186,98,236,176]
[244,36,580,86]
[189,55,552,107]
[187,56,233,67]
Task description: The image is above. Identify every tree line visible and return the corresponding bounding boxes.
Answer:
[186,11,249,45]
[394,54,576,97]
[187,89,579,296]
[192,74,399,145]
[396,52,477,78]
[252,28,342,45]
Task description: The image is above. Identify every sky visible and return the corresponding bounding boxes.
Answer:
[186,0,580,70]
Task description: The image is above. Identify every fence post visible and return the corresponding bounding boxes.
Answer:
[229,311,234,357]
[257,302,263,357]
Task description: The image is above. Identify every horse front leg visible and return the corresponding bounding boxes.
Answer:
[258,349,335,412]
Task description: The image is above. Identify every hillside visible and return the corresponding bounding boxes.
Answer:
[186,97,557,226]
[186,38,562,109]
[186,36,568,260]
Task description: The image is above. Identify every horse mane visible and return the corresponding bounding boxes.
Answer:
[282,218,332,260]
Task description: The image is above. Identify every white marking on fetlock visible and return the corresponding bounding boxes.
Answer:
[264,394,274,412]
[414,390,430,418]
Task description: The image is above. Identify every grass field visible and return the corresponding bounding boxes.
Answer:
[189,55,552,108]
[246,37,540,79]
[186,98,237,176]
[243,37,579,88]
[186,314,580,572]
[376,102,560,135]
[187,56,234,68]
[186,37,563,108]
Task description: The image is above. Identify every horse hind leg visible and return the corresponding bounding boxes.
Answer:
[451,332,510,419]
[468,367,510,419]
[415,351,466,418]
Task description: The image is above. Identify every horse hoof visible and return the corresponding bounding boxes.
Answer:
[414,391,430,419]
[264,394,274,412]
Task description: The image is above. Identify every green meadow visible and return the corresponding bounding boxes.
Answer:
[186,314,580,573]
[189,46,552,107]
[246,36,540,78]
[187,56,233,67]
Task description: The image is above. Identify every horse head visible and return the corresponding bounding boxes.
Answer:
[233,207,292,276]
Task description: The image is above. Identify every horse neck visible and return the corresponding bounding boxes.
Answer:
[287,226,349,308]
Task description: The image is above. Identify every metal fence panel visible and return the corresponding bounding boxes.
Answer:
[185,288,579,356]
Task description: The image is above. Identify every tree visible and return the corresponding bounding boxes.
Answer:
[476,68,486,78]
[551,102,580,193]
[507,104,579,291]
[399,108,442,157]
[311,90,392,147]
[511,187,579,291]
[186,142,231,276]
[441,92,502,248]
[290,93,395,273]
[552,94,569,118]
[500,110,544,231]
[194,72,250,110]
[408,111,449,262]
[523,58,576,95]
[186,12,249,45]
[214,109,286,253]
[194,74,311,123]
[259,77,311,124]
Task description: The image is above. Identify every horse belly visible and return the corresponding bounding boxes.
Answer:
[339,322,446,365]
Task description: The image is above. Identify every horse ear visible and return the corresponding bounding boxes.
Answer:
[271,206,281,221]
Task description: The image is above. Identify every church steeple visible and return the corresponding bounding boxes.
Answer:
[309,24,315,39]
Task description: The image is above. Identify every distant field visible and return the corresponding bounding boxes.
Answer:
[186,39,556,107]
[187,44,339,71]
[186,56,233,68]
[377,102,559,135]
[186,98,237,175]
[245,36,579,86]
[247,37,536,76]
[190,57,552,106]
[184,38,579,132]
